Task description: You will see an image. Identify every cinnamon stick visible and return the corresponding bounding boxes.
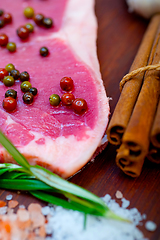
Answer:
[116,24,160,177]
[107,14,160,145]
[147,99,160,164]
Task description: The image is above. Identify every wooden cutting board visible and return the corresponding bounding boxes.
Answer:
[0,0,160,239]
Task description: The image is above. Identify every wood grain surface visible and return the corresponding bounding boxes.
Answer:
[0,0,160,239]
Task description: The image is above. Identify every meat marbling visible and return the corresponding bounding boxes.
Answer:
[0,0,109,178]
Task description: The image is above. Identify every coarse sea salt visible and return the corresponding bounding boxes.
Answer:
[43,193,154,240]
[145,221,157,232]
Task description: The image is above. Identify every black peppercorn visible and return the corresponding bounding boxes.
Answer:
[40,46,49,57]
[43,18,53,28]
[0,9,4,17]
[0,19,5,28]
[10,69,20,80]
[20,71,30,82]
[5,89,17,99]
[29,87,38,96]
[23,92,33,104]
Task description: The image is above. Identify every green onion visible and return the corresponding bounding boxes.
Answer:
[0,131,128,222]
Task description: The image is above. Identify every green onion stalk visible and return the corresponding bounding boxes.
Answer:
[0,131,129,222]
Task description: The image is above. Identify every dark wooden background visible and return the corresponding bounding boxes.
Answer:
[0,0,160,239]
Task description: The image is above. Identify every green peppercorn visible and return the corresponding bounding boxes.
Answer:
[43,18,53,28]
[5,63,15,72]
[24,7,34,19]
[6,42,16,52]
[5,89,17,99]
[25,23,34,33]
[40,47,49,57]
[21,81,32,92]
[20,71,30,82]
[49,94,61,106]
[29,87,37,96]
[10,69,20,80]
[23,92,33,104]
[3,76,15,87]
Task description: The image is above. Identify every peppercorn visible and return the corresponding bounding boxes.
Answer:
[49,94,61,106]
[5,63,15,72]
[29,87,38,96]
[20,71,30,82]
[0,10,4,16]
[43,18,53,28]
[0,34,8,46]
[25,23,34,33]
[6,42,16,52]
[10,69,20,80]
[61,93,75,105]
[3,76,15,87]
[60,77,74,91]
[40,46,49,57]
[0,19,5,28]
[34,13,44,26]
[3,97,17,111]
[3,13,12,24]
[0,68,8,80]
[72,98,88,114]
[24,7,34,19]
[17,26,30,39]
[5,89,17,99]
[20,81,32,92]
[23,92,33,104]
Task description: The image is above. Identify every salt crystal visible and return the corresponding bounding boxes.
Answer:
[145,221,157,231]
[115,190,123,199]
[6,194,13,200]
[19,205,25,209]
[17,209,30,222]
[121,198,130,209]
[8,200,19,209]
[41,206,51,216]
[0,206,8,215]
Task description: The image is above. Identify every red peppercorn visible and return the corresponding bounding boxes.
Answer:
[61,93,75,105]
[17,26,30,39]
[72,98,88,114]
[2,97,17,111]
[0,68,8,80]
[60,77,74,92]
[3,13,12,24]
[0,33,8,46]
[34,13,44,26]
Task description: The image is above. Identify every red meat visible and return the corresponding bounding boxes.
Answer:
[0,0,109,178]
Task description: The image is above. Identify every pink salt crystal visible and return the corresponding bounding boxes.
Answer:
[17,209,30,222]
[30,211,45,229]
[8,200,19,209]
[28,203,42,213]
[115,190,123,199]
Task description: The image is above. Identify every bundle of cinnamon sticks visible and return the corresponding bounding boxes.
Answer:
[107,14,160,177]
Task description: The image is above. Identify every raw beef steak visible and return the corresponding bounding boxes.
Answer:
[0,0,109,178]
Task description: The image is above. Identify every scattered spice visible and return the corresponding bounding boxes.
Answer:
[20,71,30,82]
[60,77,74,91]
[5,63,15,72]
[0,68,8,80]
[5,89,17,99]
[6,42,16,52]
[17,26,30,39]
[2,97,17,111]
[61,93,75,105]
[0,19,5,28]
[25,23,34,33]
[72,98,88,114]
[3,76,15,87]
[23,92,34,104]
[23,7,35,19]
[10,69,20,80]
[40,46,49,57]
[3,13,12,24]
[49,94,61,106]
[0,9,4,16]
[29,87,38,96]
[0,33,9,46]
[43,17,53,28]
[34,13,44,26]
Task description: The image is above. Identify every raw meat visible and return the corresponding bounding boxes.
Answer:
[0,0,109,178]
